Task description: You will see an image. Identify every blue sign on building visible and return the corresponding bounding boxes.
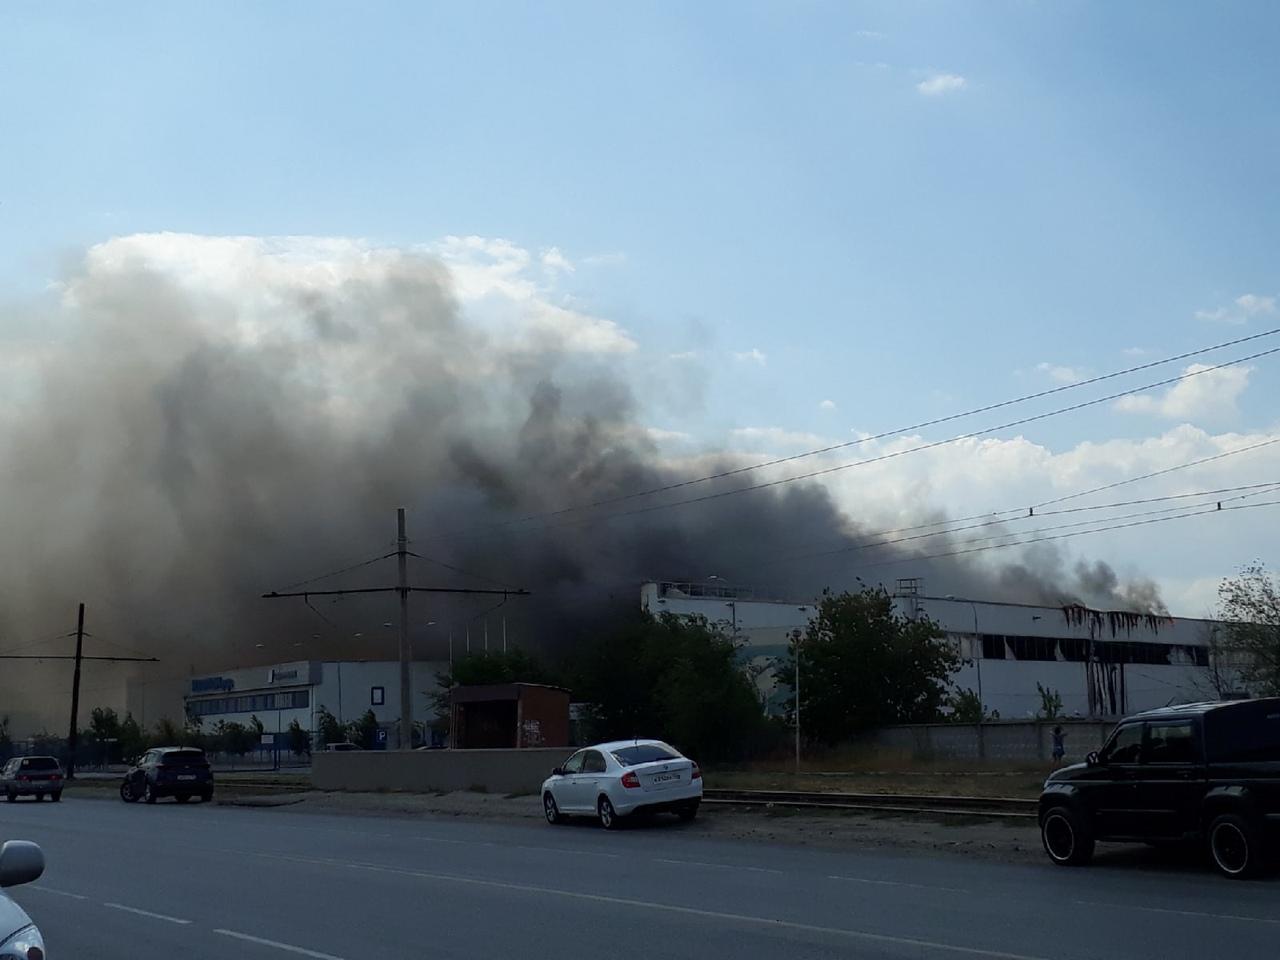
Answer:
[191,676,235,694]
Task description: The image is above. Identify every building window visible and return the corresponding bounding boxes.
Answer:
[371,686,385,706]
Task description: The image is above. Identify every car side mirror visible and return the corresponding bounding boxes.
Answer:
[552,767,564,777]
[0,841,45,889]
[1086,751,1100,768]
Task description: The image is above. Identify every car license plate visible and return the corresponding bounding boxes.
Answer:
[178,775,196,780]
[654,773,680,783]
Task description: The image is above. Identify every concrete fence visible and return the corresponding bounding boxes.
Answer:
[867,720,1116,764]
[312,748,570,795]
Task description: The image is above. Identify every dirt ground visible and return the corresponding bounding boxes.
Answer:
[709,767,1051,799]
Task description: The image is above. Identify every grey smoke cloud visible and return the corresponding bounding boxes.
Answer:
[0,235,1164,730]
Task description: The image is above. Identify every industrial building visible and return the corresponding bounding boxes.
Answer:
[641,579,1229,719]
[183,659,448,747]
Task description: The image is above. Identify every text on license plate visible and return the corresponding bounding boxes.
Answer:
[653,773,680,783]
[178,775,197,780]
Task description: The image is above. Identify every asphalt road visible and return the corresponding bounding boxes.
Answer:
[2,793,1278,960]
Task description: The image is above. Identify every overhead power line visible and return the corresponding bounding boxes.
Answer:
[434,345,1280,544]
[425,326,1280,541]
[845,498,1280,573]
[752,481,1280,570]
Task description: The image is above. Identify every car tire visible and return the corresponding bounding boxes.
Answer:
[677,801,700,822]
[120,781,136,803]
[598,795,621,830]
[35,793,44,802]
[51,791,62,803]
[200,790,213,803]
[1208,812,1265,879]
[1040,805,1094,866]
[176,793,190,804]
[543,793,562,825]
[4,789,14,803]
[144,782,157,805]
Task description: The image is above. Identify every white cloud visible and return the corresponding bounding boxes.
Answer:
[67,232,637,356]
[1195,292,1276,325]
[733,348,768,366]
[730,426,829,449]
[1035,362,1085,385]
[1113,363,1252,420]
[819,399,838,411]
[917,73,967,96]
[581,252,627,267]
[540,247,574,274]
[668,350,699,361]
[856,29,885,39]
[1123,347,1152,358]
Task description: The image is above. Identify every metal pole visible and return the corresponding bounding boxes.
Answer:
[66,603,85,780]
[793,630,801,774]
[397,508,413,750]
[971,601,986,760]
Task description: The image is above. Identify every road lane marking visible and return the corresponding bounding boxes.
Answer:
[249,851,1049,960]
[103,902,192,924]
[829,874,970,893]
[1072,899,1280,927]
[655,857,783,875]
[28,885,88,900]
[214,929,346,959]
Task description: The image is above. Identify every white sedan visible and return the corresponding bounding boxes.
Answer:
[541,739,702,829]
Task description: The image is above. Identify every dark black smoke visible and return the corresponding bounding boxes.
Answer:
[0,237,1163,731]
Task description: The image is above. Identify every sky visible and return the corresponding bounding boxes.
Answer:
[2,1,1278,616]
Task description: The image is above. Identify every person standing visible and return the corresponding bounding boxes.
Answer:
[1051,725,1067,767]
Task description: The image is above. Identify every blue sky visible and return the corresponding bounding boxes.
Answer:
[2,2,1279,612]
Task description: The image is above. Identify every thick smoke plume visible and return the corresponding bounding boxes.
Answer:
[0,235,1162,730]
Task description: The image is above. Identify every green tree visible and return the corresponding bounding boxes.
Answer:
[89,706,123,742]
[948,689,984,723]
[0,716,12,763]
[119,712,146,759]
[347,709,380,750]
[221,721,254,756]
[286,719,311,757]
[1217,561,1280,696]
[315,705,344,745]
[154,716,182,745]
[568,612,771,764]
[1036,683,1063,721]
[778,587,959,745]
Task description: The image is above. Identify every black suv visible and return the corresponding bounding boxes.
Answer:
[120,747,214,804]
[1039,698,1280,877]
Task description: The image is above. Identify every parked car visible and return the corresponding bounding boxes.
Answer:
[120,747,214,804]
[0,840,46,959]
[324,742,362,752]
[541,739,702,829]
[1,756,65,803]
[1039,698,1280,878]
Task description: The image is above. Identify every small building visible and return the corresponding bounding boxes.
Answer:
[449,683,571,749]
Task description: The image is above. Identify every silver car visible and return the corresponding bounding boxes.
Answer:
[0,840,46,959]
[1,758,64,803]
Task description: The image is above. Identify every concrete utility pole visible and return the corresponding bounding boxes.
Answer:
[0,607,158,780]
[261,508,529,751]
[396,508,413,751]
[66,603,85,779]
[793,628,802,774]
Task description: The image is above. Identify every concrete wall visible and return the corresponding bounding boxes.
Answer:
[869,720,1117,764]
[313,748,571,795]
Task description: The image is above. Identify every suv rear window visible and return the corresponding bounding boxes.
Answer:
[160,750,207,765]
[20,757,60,771]
[611,744,679,766]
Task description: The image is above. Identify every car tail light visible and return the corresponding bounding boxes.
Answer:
[691,763,702,781]
[16,774,29,782]
[50,774,61,781]
[621,771,641,789]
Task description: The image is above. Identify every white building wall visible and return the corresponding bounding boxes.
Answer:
[641,580,1222,719]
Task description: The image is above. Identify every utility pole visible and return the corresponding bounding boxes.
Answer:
[0,608,158,780]
[396,508,412,751]
[262,508,529,752]
[793,629,802,775]
[66,603,85,780]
